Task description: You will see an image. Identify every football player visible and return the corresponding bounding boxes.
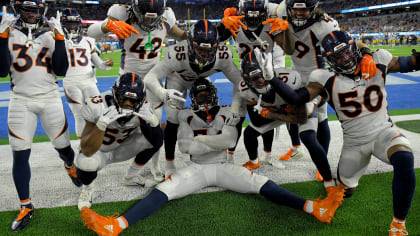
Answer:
[0,1,80,232]
[79,78,345,236]
[75,73,163,211]
[61,8,114,138]
[87,0,187,182]
[265,30,417,236]
[220,0,304,165]
[144,20,244,175]
[239,50,310,170]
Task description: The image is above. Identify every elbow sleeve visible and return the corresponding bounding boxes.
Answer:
[269,78,310,105]
[52,39,69,76]
[0,38,10,77]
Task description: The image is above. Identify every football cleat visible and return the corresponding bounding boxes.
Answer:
[259,152,272,164]
[311,184,345,224]
[123,175,159,188]
[78,184,94,211]
[226,151,235,164]
[81,207,123,236]
[11,204,34,232]
[242,159,260,170]
[316,171,324,182]
[389,221,408,236]
[279,146,304,161]
[65,164,83,187]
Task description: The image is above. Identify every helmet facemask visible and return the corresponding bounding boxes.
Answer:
[191,41,218,70]
[112,73,146,116]
[243,67,271,94]
[190,81,219,112]
[239,0,267,32]
[132,0,164,31]
[326,40,360,75]
[13,1,46,31]
[62,17,82,40]
[286,1,318,29]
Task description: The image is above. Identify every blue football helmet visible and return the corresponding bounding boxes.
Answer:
[188,20,219,70]
[241,50,271,94]
[132,0,165,31]
[60,8,82,40]
[190,77,218,111]
[238,0,268,32]
[112,72,146,114]
[321,31,361,75]
[286,0,319,30]
[11,0,47,31]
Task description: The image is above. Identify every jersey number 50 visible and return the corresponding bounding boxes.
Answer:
[338,85,383,118]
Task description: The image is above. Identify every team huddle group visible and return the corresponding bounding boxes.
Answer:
[0,0,417,235]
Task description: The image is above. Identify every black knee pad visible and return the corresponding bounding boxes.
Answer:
[76,167,97,185]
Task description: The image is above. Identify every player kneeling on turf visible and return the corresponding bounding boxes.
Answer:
[80,78,345,236]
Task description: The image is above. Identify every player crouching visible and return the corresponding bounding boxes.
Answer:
[80,78,345,236]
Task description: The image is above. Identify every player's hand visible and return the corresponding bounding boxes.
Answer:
[225,112,240,126]
[96,105,126,131]
[263,18,289,36]
[359,54,377,80]
[0,6,20,37]
[224,7,238,17]
[260,107,271,118]
[43,11,65,40]
[253,94,263,114]
[254,47,274,81]
[133,102,160,127]
[222,15,247,38]
[104,58,114,67]
[164,89,186,109]
[105,19,138,39]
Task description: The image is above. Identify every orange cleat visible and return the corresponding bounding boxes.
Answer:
[65,164,82,187]
[81,207,123,236]
[316,171,324,182]
[389,221,408,236]
[279,146,304,161]
[242,159,260,170]
[311,184,345,224]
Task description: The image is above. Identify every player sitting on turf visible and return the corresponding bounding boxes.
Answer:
[80,78,345,236]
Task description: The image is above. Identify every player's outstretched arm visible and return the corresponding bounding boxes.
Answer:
[169,24,188,41]
[387,50,419,73]
[261,104,307,124]
[91,52,113,71]
[52,37,69,76]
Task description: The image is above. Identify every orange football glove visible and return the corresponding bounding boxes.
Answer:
[359,54,377,80]
[260,108,271,118]
[105,20,139,39]
[222,15,247,38]
[263,18,289,35]
[224,7,238,17]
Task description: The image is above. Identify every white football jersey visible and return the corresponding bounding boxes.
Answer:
[234,24,275,60]
[63,36,96,82]
[309,49,394,145]
[8,29,59,98]
[278,2,339,84]
[239,68,302,111]
[178,106,231,164]
[80,95,142,152]
[108,4,176,77]
[159,41,241,83]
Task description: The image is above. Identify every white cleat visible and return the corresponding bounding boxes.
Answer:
[270,158,286,169]
[292,146,305,159]
[78,184,94,211]
[124,175,158,188]
[260,152,272,164]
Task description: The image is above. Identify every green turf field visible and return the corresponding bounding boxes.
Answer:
[0,169,419,235]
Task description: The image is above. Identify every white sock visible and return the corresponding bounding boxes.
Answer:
[165,160,176,170]
[304,200,314,214]
[251,158,259,164]
[126,161,143,178]
[117,217,127,229]
[324,179,336,188]
[393,217,406,226]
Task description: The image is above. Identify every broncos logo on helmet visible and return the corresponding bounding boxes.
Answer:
[11,0,47,31]
[321,31,361,75]
[112,72,147,115]
[238,0,268,32]
[132,0,165,31]
[188,20,219,70]
[241,50,271,94]
[286,0,319,30]
[190,77,218,112]
[60,8,82,40]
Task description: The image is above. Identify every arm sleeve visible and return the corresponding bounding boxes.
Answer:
[222,59,243,114]
[0,38,10,77]
[140,120,164,148]
[52,39,69,76]
[177,112,217,155]
[195,125,238,150]
[91,52,110,71]
[144,50,174,101]
[268,77,310,105]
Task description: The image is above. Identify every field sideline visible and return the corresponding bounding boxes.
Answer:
[0,46,419,235]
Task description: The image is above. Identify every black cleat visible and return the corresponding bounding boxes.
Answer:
[11,204,34,232]
[65,164,83,187]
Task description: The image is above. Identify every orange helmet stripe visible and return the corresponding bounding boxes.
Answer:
[329,32,336,40]
[249,51,252,63]
[131,73,135,87]
[151,0,154,8]
[204,19,208,38]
